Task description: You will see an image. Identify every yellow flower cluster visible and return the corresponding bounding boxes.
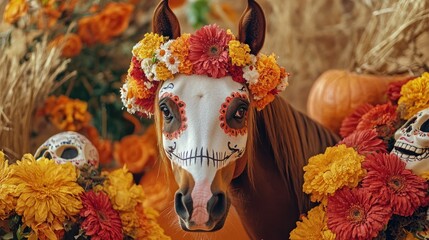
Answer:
[155,62,174,81]
[0,152,16,220]
[228,40,251,67]
[102,166,170,239]
[398,72,429,119]
[303,145,365,204]
[9,154,83,239]
[290,205,336,240]
[132,33,165,59]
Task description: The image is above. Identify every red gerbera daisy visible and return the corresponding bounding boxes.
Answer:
[188,24,232,78]
[362,153,428,216]
[327,187,391,240]
[338,129,387,156]
[356,103,399,139]
[340,103,374,138]
[80,191,123,240]
[387,78,412,104]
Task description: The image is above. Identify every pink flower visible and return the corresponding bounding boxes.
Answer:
[362,153,428,216]
[327,187,391,240]
[338,129,387,156]
[188,24,232,78]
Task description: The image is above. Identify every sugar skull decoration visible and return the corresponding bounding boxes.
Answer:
[391,108,429,175]
[35,131,99,168]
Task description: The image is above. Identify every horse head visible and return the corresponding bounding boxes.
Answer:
[122,0,289,232]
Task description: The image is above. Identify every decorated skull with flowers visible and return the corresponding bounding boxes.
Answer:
[291,72,429,240]
[120,24,289,116]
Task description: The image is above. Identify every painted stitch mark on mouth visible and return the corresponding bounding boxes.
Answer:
[166,142,243,163]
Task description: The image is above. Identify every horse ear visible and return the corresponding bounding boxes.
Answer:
[152,0,181,39]
[238,0,266,55]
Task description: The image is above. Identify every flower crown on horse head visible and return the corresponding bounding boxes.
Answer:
[121,0,289,116]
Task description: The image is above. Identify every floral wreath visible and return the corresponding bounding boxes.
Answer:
[120,24,289,116]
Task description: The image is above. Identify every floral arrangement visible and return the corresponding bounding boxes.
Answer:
[0,151,170,240]
[120,24,290,116]
[290,72,429,240]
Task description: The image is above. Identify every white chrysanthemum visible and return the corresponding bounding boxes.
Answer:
[243,65,259,85]
[277,74,289,91]
[164,55,180,74]
[141,58,155,80]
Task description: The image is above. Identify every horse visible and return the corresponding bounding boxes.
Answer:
[135,0,339,238]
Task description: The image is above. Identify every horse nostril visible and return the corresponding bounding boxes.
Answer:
[174,191,192,221]
[208,192,227,219]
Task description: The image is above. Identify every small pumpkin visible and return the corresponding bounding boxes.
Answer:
[307,69,411,133]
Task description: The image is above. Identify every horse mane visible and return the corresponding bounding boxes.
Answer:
[246,96,339,213]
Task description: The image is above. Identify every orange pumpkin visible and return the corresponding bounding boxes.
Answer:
[307,69,411,133]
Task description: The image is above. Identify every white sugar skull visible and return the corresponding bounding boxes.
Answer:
[35,131,99,168]
[391,108,429,174]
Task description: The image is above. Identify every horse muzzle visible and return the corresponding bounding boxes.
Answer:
[175,190,230,231]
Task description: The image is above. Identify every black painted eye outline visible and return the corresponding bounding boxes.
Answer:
[159,92,187,140]
[219,92,249,136]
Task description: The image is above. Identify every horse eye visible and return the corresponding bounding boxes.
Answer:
[160,104,173,122]
[234,106,247,120]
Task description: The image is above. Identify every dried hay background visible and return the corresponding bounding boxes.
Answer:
[184,0,429,112]
[0,37,73,160]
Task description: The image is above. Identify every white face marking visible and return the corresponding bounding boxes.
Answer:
[159,74,249,181]
[391,108,429,174]
[158,74,249,229]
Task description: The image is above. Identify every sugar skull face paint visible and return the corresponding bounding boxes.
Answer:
[158,74,249,230]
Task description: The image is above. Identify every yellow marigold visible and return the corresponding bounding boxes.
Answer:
[120,211,141,237]
[170,33,193,74]
[127,76,152,99]
[228,40,251,67]
[3,0,28,24]
[253,93,275,111]
[155,62,174,81]
[303,144,365,204]
[10,154,83,238]
[290,205,335,240]
[0,151,16,220]
[249,54,281,98]
[136,204,170,240]
[132,33,164,59]
[398,72,429,119]
[102,166,145,212]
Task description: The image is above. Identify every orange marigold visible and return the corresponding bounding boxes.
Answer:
[98,3,134,39]
[170,33,193,74]
[50,34,82,58]
[114,126,158,173]
[78,15,108,45]
[250,54,281,98]
[253,93,275,111]
[43,95,91,132]
[127,76,153,99]
[37,7,61,30]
